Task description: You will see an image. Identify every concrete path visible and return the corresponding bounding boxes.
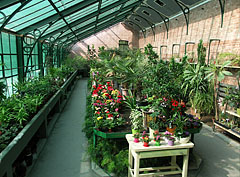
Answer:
[189,125,240,177]
[28,78,240,177]
[28,79,98,177]
[170,125,240,177]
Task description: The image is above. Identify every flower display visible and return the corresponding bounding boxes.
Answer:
[92,78,125,131]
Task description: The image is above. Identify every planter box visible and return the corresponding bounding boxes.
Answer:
[214,120,230,130]
[0,71,78,177]
[93,129,131,139]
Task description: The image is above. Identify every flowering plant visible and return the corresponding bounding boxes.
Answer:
[141,131,151,143]
[168,136,175,142]
[133,132,140,139]
[164,131,173,139]
[92,78,125,130]
[154,135,161,143]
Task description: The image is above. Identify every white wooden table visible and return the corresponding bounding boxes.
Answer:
[126,134,194,177]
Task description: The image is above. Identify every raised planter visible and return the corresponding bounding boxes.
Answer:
[214,120,230,130]
[0,71,78,177]
[93,129,131,147]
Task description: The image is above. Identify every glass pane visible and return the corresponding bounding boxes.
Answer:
[2,33,10,53]
[10,34,17,54]
[99,5,121,19]
[3,55,11,77]
[11,55,18,69]
[101,0,119,9]
[7,1,55,31]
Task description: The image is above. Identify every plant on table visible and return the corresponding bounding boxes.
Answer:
[133,132,140,143]
[129,109,143,133]
[141,131,151,147]
[154,135,162,146]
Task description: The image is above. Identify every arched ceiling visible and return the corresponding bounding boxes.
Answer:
[0,0,207,47]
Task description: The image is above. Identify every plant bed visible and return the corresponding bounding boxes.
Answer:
[0,71,78,177]
[231,127,240,136]
[214,120,231,129]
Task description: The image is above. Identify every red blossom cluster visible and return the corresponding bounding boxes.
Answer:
[92,80,124,130]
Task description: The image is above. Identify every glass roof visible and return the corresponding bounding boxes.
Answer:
[0,0,205,47]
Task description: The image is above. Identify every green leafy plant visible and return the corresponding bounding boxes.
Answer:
[205,60,232,120]
[149,119,159,130]
[124,89,137,110]
[129,109,143,130]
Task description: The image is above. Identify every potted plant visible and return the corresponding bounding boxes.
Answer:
[129,109,143,134]
[141,131,151,147]
[133,132,140,143]
[154,135,161,146]
[149,119,159,139]
[167,136,175,146]
[163,131,173,143]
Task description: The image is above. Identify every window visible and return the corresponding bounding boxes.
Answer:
[155,0,165,7]
[135,18,141,22]
[143,10,150,16]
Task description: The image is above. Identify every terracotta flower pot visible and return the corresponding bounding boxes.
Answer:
[143,142,149,147]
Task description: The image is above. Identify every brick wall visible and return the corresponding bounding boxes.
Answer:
[71,23,139,57]
[139,0,240,62]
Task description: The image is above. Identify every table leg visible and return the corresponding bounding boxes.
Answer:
[128,147,133,177]
[171,156,176,171]
[134,153,140,177]
[182,149,189,177]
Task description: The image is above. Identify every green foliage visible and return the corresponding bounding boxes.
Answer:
[123,90,137,110]
[144,44,158,64]
[64,55,89,71]
[197,39,206,66]
[205,60,232,82]
[0,81,6,101]
[148,119,159,130]
[192,86,215,114]
[218,52,240,66]
[0,64,74,152]
[129,109,143,130]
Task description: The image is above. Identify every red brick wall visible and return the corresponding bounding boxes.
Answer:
[71,23,139,57]
[139,0,240,62]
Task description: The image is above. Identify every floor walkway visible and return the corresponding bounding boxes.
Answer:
[28,78,240,177]
[28,79,98,177]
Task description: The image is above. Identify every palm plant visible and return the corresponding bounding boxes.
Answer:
[205,60,232,120]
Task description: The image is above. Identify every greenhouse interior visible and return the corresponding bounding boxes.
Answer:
[0,0,239,177]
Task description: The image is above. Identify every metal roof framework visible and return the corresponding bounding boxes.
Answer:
[0,0,220,49]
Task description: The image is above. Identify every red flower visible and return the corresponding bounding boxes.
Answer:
[96,100,101,103]
[172,100,179,107]
[172,108,174,111]
[118,95,123,98]
[106,111,110,113]
[107,82,110,85]
[107,86,114,91]
[108,114,113,117]
[0,131,2,135]
[96,111,100,114]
